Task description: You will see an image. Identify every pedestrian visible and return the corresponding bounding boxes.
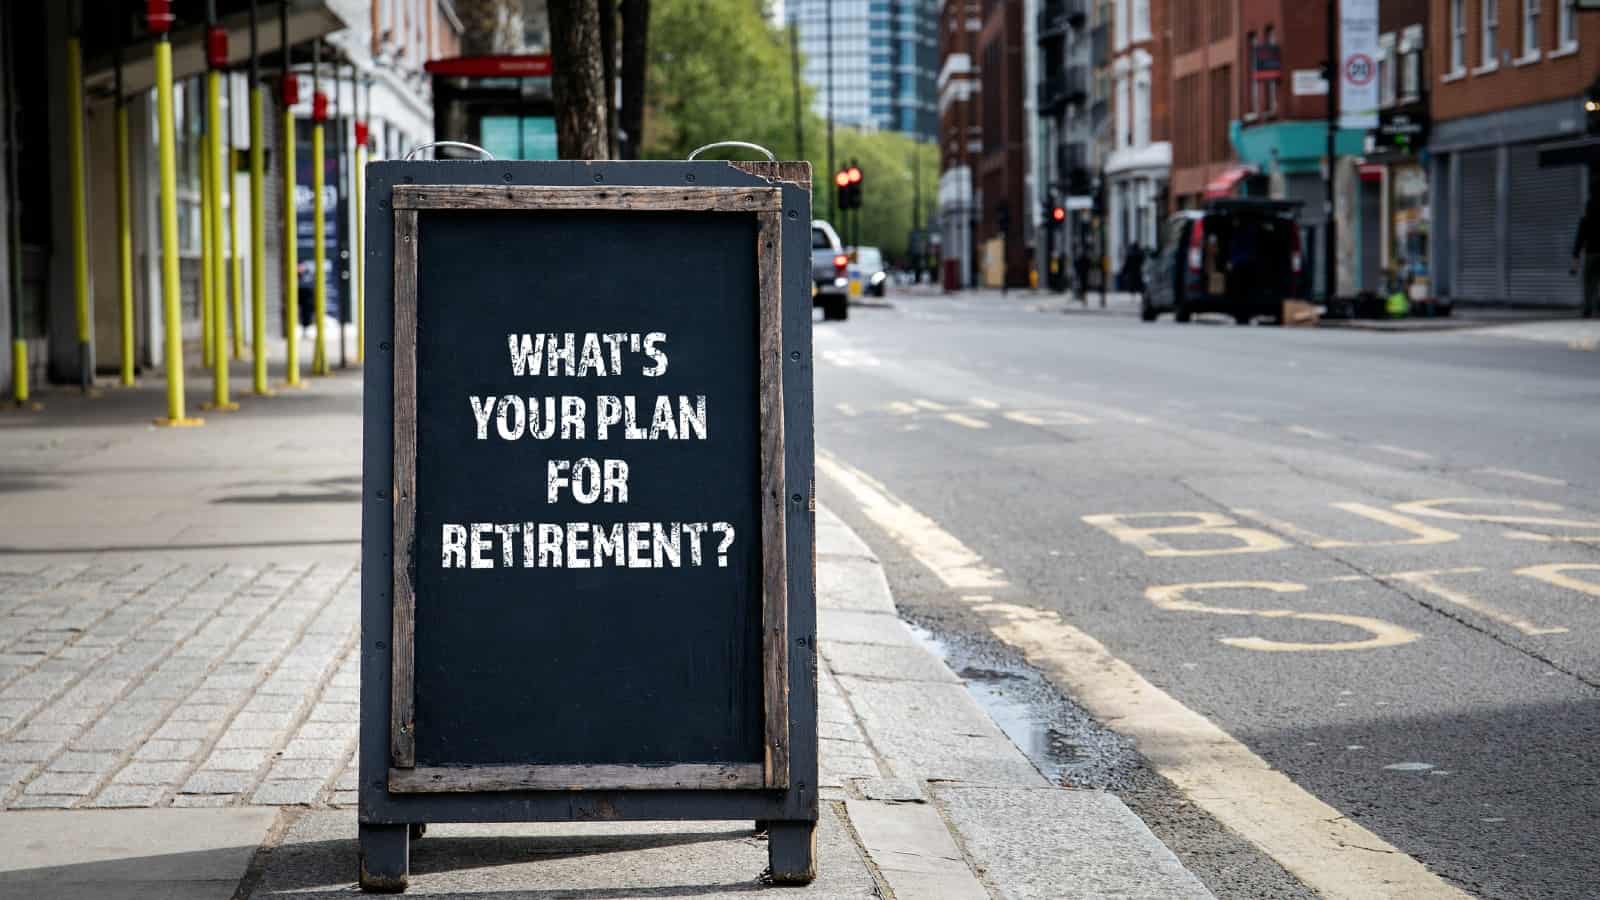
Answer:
[1123,242,1146,297]
[1074,250,1091,305]
[1570,193,1600,318]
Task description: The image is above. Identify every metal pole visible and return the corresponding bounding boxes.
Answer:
[281,0,300,386]
[249,0,270,394]
[114,41,135,386]
[206,0,235,410]
[311,38,327,376]
[789,22,804,159]
[826,0,835,221]
[5,2,29,407]
[1325,0,1337,304]
[356,77,368,364]
[154,33,199,425]
[65,12,93,391]
[335,60,348,370]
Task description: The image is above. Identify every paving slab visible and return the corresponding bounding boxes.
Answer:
[248,804,878,898]
[821,640,963,684]
[844,798,988,900]
[932,785,1214,899]
[817,609,917,647]
[0,807,278,899]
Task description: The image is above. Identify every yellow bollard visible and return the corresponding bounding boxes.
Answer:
[228,83,243,362]
[154,37,200,427]
[206,68,235,411]
[311,119,327,376]
[199,140,214,368]
[114,53,135,387]
[250,84,269,395]
[65,37,93,389]
[355,139,365,364]
[282,104,300,387]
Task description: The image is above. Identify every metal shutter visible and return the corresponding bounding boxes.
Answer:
[1456,150,1499,301]
[1508,145,1581,308]
[1360,178,1382,293]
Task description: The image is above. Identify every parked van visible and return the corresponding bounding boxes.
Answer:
[1141,199,1305,325]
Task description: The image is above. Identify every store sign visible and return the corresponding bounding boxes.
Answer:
[1252,44,1283,81]
[1292,69,1329,96]
[1376,107,1430,151]
[1340,0,1380,130]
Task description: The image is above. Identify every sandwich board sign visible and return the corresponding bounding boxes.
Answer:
[359,159,818,892]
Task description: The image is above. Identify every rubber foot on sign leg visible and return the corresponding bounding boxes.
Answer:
[358,823,409,894]
[764,820,817,884]
[201,401,240,412]
[154,417,205,428]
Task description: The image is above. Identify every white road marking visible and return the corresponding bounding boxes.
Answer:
[912,398,950,411]
[1221,412,1263,423]
[1370,444,1433,461]
[821,456,1469,900]
[1286,425,1335,440]
[1476,467,1567,487]
[886,401,919,415]
[969,397,1000,409]
[1384,568,1569,636]
[1003,409,1097,427]
[942,413,990,430]
[835,403,859,417]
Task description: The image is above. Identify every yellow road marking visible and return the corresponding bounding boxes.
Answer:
[1221,412,1262,423]
[886,401,919,415]
[1146,581,1421,652]
[1370,444,1433,461]
[1233,503,1458,548]
[835,403,859,417]
[912,398,949,411]
[1287,425,1335,440]
[1384,568,1568,636]
[1003,409,1096,427]
[969,397,1000,409]
[1082,511,1288,557]
[1515,563,1600,598]
[942,412,990,430]
[1394,497,1600,543]
[1476,467,1567,487]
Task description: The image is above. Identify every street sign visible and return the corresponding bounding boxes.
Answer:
[1339,0,1380,130]
[1293,69,1329,96]
[359,160,819,892]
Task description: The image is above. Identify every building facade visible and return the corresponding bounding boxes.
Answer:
[1366,0,1431,302]
[1036,0,1093,288]
[1104,0,1169,277]
[938,0,980,288]
[974,0,1032,287]
[1168,0,1240,210]
[1428,0,1593,307]
[790,0,940,139]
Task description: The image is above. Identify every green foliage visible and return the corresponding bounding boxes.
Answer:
[644,0,939,262]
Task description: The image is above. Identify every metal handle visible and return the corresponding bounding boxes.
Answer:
[687,141,776,162]
[403,141,495,161]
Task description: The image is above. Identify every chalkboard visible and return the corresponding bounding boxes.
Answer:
[359,162,818,891]
[387,184,789,793]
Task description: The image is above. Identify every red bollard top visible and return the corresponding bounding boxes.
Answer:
[146,0,174,34]
[354,121,370,147]
[206,26,228,69]
[280,73,300,107]
[312,91,328,124]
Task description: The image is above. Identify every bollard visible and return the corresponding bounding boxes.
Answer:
[228,77,243,362]
[153,35,200,427]
[250,84,269,394]
[310,42,328,377]
[206,64,235,411]
[115,48,135,387]
[66,36,94,390]
[199,134,214,368]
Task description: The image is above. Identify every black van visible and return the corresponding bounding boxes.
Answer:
[1141,199,1305,325]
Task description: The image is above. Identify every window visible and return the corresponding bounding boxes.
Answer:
[1379,34,1397,107]
[1133,75,1151,147]
[1264,26,1278,114]
[1482,0,1499,66]
[1450,0,1467,72]
[1400,27,1424,100]
[1559,0,1577,48]
[1246,32,1260,117]
[1523,0,1540,56]
[1132,0,1151,41]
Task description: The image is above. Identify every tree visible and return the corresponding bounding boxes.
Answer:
[548,0,609,158]
[619,0,650,159]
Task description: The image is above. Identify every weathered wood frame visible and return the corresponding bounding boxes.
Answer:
[386,183,789,794]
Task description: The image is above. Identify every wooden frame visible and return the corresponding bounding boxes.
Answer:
[387,183,789,793]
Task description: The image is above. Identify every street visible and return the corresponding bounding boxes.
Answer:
[815,291,1600,899]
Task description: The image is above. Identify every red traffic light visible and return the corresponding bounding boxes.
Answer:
[846,166,862,184]
[1051,206,1066,222]
[834,170,850,188]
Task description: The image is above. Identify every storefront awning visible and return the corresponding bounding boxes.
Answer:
[1203,164,1259,199]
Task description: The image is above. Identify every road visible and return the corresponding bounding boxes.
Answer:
[813,291,1600,900]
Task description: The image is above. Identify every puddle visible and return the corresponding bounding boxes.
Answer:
[908,620,1139,790]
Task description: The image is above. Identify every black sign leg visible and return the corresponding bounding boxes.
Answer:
[766,820,817,884]
[358,823,410,893]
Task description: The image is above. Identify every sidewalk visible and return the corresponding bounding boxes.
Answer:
[0,374,1209,898]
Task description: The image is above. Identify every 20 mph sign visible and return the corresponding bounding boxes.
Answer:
[1340,0,1379,129]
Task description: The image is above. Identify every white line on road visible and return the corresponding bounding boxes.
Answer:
[942,413,991,430]
[1370,444,1434,461]
[818,451,1470,900]
[1286,425,1335,440]
[969,397,1000,409]
[835,403,859,417]
[1221,412,1263,423]
[886,401,919,415]
[1476,467,1567,487]
[912,399,950,411]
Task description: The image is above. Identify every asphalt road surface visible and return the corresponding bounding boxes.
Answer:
[814,292,1600,900]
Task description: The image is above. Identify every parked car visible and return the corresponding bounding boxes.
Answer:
[812,220,849,321]
[851,246,889,298]
[1141,199,1305,325]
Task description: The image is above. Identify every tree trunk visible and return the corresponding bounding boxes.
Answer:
[598,0,618,159]
[547,0,608,159]
[619,0,649,159]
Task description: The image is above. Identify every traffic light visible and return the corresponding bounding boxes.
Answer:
[836,163,864,210]
[1048,204,1066,226]
[834,168,850,210]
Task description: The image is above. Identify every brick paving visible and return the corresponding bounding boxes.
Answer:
[0,558,360,810]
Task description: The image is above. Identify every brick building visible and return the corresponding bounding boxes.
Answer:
[974,1,1032,287]
[1428,0,1594,307]
[1168,1,1240,210]
[937,0,980,288]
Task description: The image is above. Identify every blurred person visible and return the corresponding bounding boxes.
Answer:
[1571,193,1600,318]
